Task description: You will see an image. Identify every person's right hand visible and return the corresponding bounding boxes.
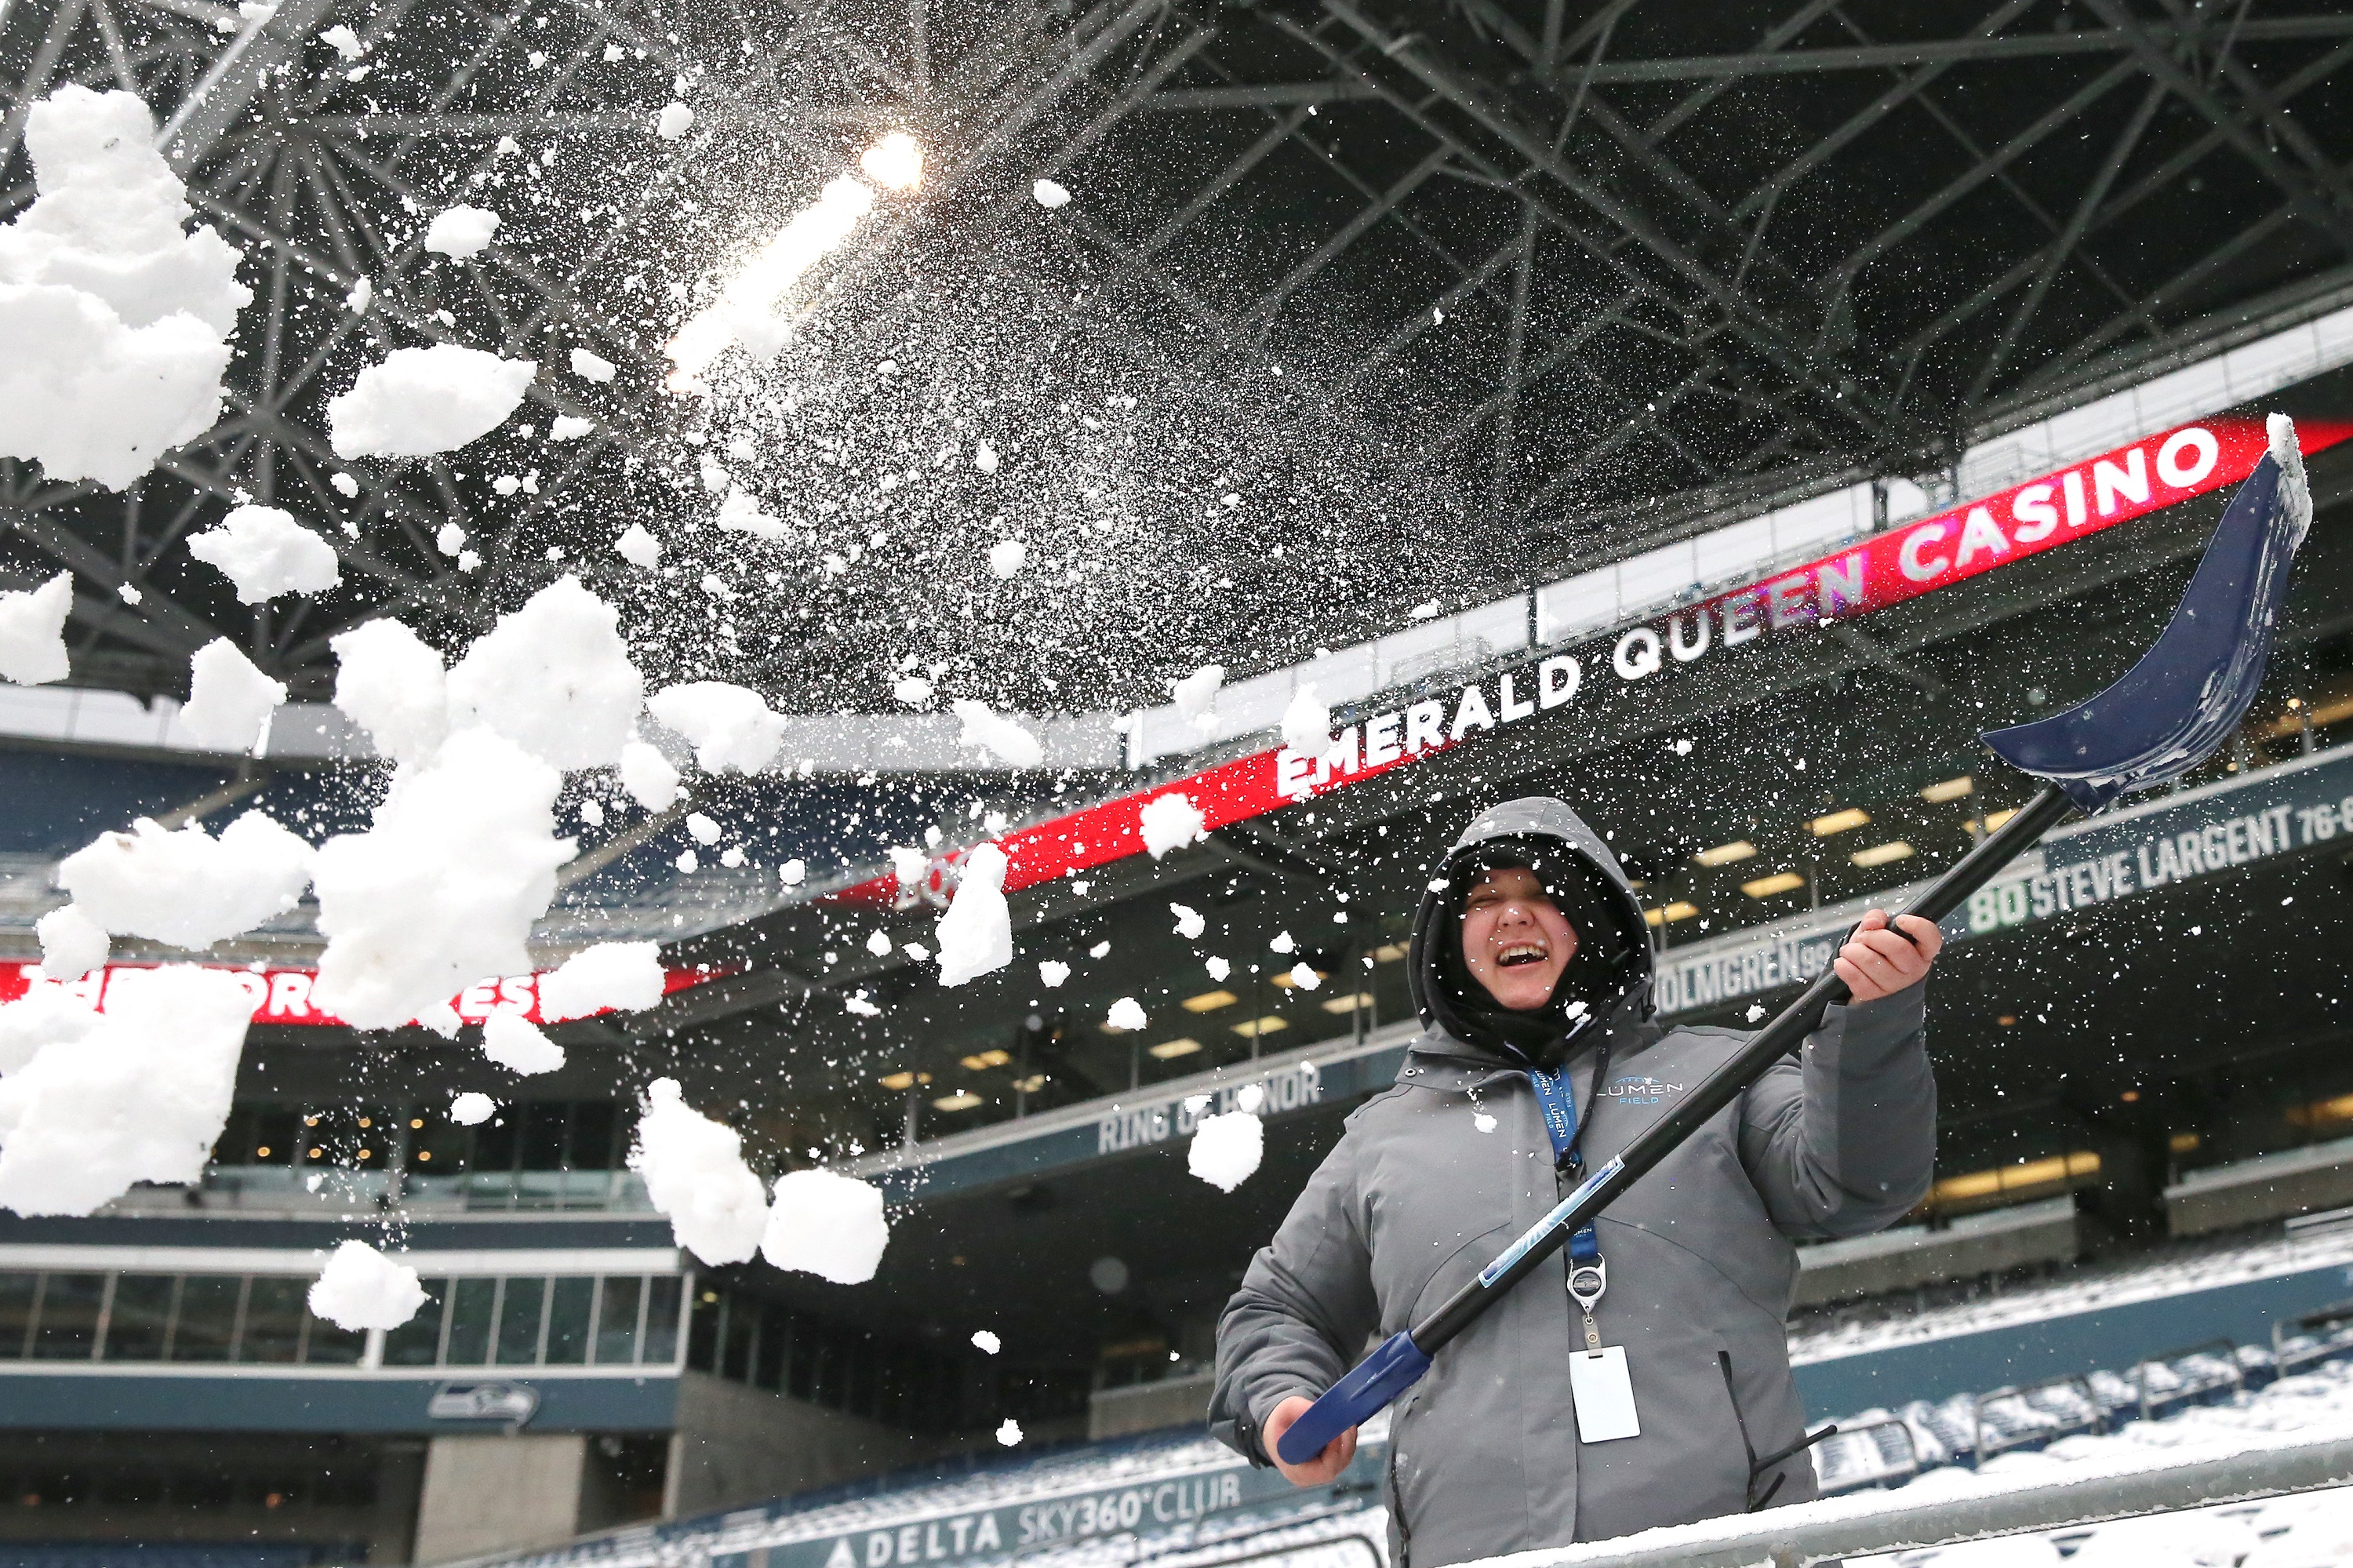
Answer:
[1264,1395,1356,1486]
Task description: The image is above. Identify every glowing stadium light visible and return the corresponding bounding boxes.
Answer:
[664,135,925,391]
[860,132,923,191]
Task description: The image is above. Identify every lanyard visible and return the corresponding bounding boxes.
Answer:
[1523,1043,1610,1263]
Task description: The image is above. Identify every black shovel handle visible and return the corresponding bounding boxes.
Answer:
[1406,782,2077,1356]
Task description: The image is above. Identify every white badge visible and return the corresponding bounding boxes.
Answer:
[1568,1346,1641,1443]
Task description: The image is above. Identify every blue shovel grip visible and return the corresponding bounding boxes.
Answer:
[1274,1330,1431,1467]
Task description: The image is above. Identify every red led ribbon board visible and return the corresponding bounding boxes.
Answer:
[0,962,719,1028]
[832,413,2351,911]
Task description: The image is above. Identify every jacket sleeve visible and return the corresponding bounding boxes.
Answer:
[1735,980,1936,1240]
[1208,1125,1380,1464]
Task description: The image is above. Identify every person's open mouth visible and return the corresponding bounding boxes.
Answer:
[1496,942,1549,968]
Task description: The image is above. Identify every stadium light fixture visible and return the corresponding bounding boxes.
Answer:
[1182,989,1238,1013]
[1643,902,1700,926]
[1809,807,1871,836]
[958,1049,1013,1070]
[1693,840,1756,867]
[1147,1038,1202,1060]
[1740,871,1806,899]
[1849,841,1915,868]
[1921,775,1975,802]
[1231,1016,1289,1038]
[1321,992,1373,1014]
[932,1091,983,1111]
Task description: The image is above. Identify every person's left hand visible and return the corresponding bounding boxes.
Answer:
[1834,908,1943,1002]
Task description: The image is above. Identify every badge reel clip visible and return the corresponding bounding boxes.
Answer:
[1567,1256,1606,1352]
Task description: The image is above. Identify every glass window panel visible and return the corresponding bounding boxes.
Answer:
[520,1104,567,1170]
[721,1296,756,1381]
[545,1277,592,1365]
[105,1275,176,1362]
[593,1277,641,1365]
[33,1275,105,1360]
[239,1277,305,1363]
[495,1277,545,1365]
[472,1114,519,1174]
[753,1304,787,1391]
[304,1308,365,1366]
[445,1278,496,1365]
[570,1102,618,1171]
[384,1282,448,1367]
[171,1276,240,1362]
[0,1274,38,1359]
[643,1278,682,1365]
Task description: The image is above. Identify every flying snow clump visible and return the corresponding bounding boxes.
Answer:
[60,812,313,949]
[1190,1103,1264,1192]
[551,415,593,441]
[630,1078,768,1264]
[1038,960,1069,988]
[1170,904,1205,940]
[997,1419,1024,1446]
[761,1167,890,1284]
[307,1240,426,1331]
[972,1330,1001,1355]
[0,966,249,1217]
[1280,686,1329,755]
[172,638,286,753]
[1287,962,1322,991]
[0,983,96,1074]
[646,682,787,774]
[717,488,786,540]
[987,539,1027,579]
[423,205,500,259]
[187,504,340,602]
[951,700,1043,769]
[480,1013,565,1075]
[779,858,806,887]
[619,739,682,812]
[35,905,107,981]
[1171,664,1222,728]
[1031,179,1071,209]
[446,577,643,769]
[655,102,694,140]
[569,347,616,383]
[1139,792,1206,859]
[329,618,448,766]
[0,87,249,489]
[0,573,71,686]
[310,726,573,1029]
[615,523,660,569]
[539,941,664,1021]
[1105,997,1147,1031]
[934,842,1013,988]
[328,344,536,460]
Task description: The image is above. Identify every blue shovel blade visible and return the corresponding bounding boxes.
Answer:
[1274,1330,1431,1467]
[1984,415,2315,813]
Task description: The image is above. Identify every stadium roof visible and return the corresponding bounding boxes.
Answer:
[7,0,2353,717]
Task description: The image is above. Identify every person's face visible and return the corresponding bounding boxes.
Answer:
[1460,866,1579,1012]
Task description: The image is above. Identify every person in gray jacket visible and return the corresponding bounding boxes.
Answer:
[1210,796,1941,1563]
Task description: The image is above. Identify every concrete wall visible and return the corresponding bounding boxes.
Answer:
[413,1432,590,1565]
[1791,1199,2082,1307]
[665,1371,959,1520]
[2167,1141,2353,1236]
[1089,1373,1213,1441]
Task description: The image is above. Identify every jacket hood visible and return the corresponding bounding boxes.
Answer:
[1407,796,1656,1065]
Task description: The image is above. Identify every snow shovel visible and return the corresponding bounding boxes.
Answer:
[1277,414,2316,1467]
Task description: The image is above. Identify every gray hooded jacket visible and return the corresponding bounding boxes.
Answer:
[1209,798,1936,1563]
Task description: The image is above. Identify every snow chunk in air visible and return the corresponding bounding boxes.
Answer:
[0,982,98,1074]
[620,739,682,813]
[308,1240,426,1330]
[1171,664,1221,728]
[540,941,664,1020]
[449,1091,495,1126]
[987,539,1026,579]
[1189,1106,1264,1192]
[1139,792,1205,859]
[570,347,615,383]
[1039,960,1069,988]
[187,504,340,603]
[0,966,249,1217]
[972,1330,1001,1355]
[481,1013,564,1075]
[1280,686,1329,755]
[614,523,660,569]
[997,1419,1023,1446]
[172,638,286,754]
[0,87,249,489]
[935,842,1012,988]
[951,700,1042,769]
[1170,903,1205,940]
[329,344,536,460]
[0,573,71,686]
[311,726,573,1030]
[35,905,107,981]
[424,206,500,260]
[647,682,785,774]
[631,1078,768,1265]
[447,577,642,769]
[1032,179,1071,209]
[330,618,447,766]
[1105,997,1146,1031]
[60,811,313,949]
[655,103,693,140]
[762,1167,889,1284]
